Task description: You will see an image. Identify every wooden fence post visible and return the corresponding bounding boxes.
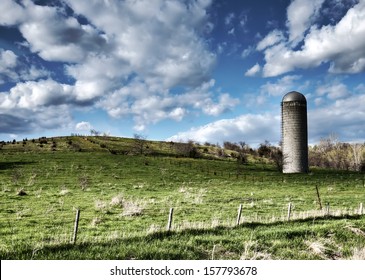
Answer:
[72,209,80,244]
[167,208,174,231]
[236,204,243,226]
[315,185,323,210]
[287,202,292,221]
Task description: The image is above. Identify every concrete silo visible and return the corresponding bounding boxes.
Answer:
[281,91,308,173]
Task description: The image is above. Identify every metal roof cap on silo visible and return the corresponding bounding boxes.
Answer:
[282,91,306,103]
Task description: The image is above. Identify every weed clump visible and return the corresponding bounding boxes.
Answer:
[17,189,27,196]
[109,194,145,216]
[91,217,103,227]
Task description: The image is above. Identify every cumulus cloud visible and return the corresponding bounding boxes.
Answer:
[260,75,303,97]
[309,93,365,142]
[75,121,92,132]
[0,79,74,109]
[0,48,49,84]
[202,93,240,115]
[0,0,25,26]
[0,105,72,135]
[0,0,108,63]
[168,90,365,146]
[286,0,325,46]
[316,81,351,100]
[0,79,74,133]
[242,75,307,108]
[0,114,32,134]
[64,0,215,88]
[0,49,18,82]
[0,0,239,134]
[259,0,365,77]
[97,78,239,131]
[167,113,281,146]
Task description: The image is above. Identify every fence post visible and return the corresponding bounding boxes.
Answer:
[359,203,364,215]
[72,208,80,244]
[325,203,330,216]
[287,202,292,221]
[167,208,174,231]
[236,204,243,226]
[315,185,323,210]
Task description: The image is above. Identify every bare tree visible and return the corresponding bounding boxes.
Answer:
[350,143,364,171]
[90,129,101,136]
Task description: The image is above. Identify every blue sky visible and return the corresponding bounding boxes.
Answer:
[1,0,365,146]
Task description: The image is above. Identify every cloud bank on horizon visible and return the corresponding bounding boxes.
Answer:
[0,0,365,146]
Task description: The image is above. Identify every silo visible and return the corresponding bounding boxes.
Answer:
[281,91,308,173]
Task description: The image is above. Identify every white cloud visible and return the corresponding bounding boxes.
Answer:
[0,49,17,68]
[0,49,18,82]
[260,75,303,97]
[245,63,261,77]
[64,0,219,128]
[9,134,18,140]
[316,81,351,100]
[0,48,50,85]
[167,113,280,146]
[314,97,323,106]
[256,29,285,51]
[0,0,108,64]
[309,93,365,142]
[202,93,240,116]
[228,27,235,35]
[98,78,239,131]
[286,0,325,46]
[168,90,365,146]
[241,46,254,58]
[0,79,74,133]
[0,79,74,110]
[242,75,306,108]
[65,0,215,88]
[0,0,236,134]
[75,121,92,131]
[260,0,365,77]
[225,13,235,25]
[0,0,25,26]
[0,105,72,134]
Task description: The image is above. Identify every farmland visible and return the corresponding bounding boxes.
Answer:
[1,136,365,259]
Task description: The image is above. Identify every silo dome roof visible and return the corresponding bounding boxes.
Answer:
[282,91,306,103]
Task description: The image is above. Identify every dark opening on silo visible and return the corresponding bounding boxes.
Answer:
[281,91,308,173]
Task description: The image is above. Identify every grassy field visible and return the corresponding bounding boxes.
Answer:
[1,136,365,259]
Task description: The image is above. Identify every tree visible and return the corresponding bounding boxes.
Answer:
[133,134,147,155]
[90,129,101,136]
[258,140,272,158]
[350,143,364,172]
[174,140,200,158]
[270,145,284,172]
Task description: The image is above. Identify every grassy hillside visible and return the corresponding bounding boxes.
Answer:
[1,136,364,259]
[0,136,220,157]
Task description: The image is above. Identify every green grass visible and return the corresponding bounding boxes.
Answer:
[1,136,365,259]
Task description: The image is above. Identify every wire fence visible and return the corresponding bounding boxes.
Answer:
[1,199,364,248]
